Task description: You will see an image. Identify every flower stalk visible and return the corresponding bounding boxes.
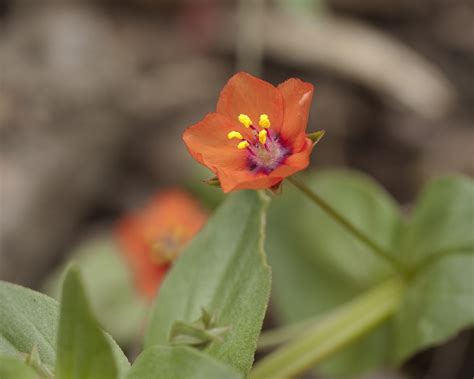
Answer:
[287,176,404,272]
[250,277,405,379]
[257,317,317,351]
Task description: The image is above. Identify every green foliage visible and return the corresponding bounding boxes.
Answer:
[23,346,54,378]
[251,278,404,379]
[399,176,474,267]
[1,169,471,379]
[55,266,129,379]
[393,176,474,362]
[126,346,242,379]
[43,237,147,345]
[394,254,474,362]
[0,282,58,368]
[169,308,231,349]
[0,271,129,378]
[267,170,400,377]
[145,190,272,374]
[0,356,39,379]
[267,170,473,377]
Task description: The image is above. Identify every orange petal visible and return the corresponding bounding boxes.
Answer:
[142,190,207,236]
[116,216,165,299]
[138,265,168,300]
[270,138,313,178]
[217,168,282,193]
[278,78,314,151]
[217,72,284,130]
[183,113,249,173]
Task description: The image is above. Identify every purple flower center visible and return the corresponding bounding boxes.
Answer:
[246,131,291,174]
[227,114,291,174]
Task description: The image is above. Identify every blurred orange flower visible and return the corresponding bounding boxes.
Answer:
[183,72,315,192]
[117,189,208,299]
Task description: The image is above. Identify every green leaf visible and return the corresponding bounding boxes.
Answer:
[43,236,147,345]
[267,170,402,377]
[399,176,474,268]
[55,265,129,379]
[392,176,474,362]
[0,356,39,379]
[0,282,58,368]
[145,191,271,374]
[251,278,404,379]
[286,170,401,289]
[0,269,129,377]
[266,171,474,377]
[394,251,474,362]
[126,346,243,379]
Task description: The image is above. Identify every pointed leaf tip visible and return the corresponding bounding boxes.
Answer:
[307,130,325,145]
[56,264,129,379]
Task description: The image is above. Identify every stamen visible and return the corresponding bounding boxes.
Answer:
[238,114,253,128]
[231,111,288,173]
[227,131,243,140]
[259,114,271,128]
[237,140,250,149]
[258,129,267,145]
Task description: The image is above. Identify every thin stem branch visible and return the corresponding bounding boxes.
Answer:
[287,176,403,272]
[250,277,404,379]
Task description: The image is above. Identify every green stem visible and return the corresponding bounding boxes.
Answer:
[250,277,404,379]
[287,176,403,272]
[257,317,317,351]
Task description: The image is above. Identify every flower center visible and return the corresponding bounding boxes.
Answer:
[149,227,188,264]
[227,114,291,174]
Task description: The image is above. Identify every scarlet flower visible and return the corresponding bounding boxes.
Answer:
[116,189,207,299]
[183,72,315,192]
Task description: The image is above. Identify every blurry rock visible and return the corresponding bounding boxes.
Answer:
[327,0,429,19]
[362,370,407,379]
[262,11,457,120]
[2,2,129,103]
[0,0,225,286]
[0,103,129,285]
[123,57,225,117]
[434,3,474,53]
[415,125,474,185]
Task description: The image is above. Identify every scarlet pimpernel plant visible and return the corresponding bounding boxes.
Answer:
[183,71,397,269]
[0,72,472,379]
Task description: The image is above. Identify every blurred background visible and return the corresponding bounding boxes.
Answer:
[0,0,473,378]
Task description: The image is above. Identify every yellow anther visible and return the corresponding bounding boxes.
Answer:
[227,131,243,140]
[237,140,250,149]
[238,114,253,128]
[259,114,271,128]
[258,129,267,145]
